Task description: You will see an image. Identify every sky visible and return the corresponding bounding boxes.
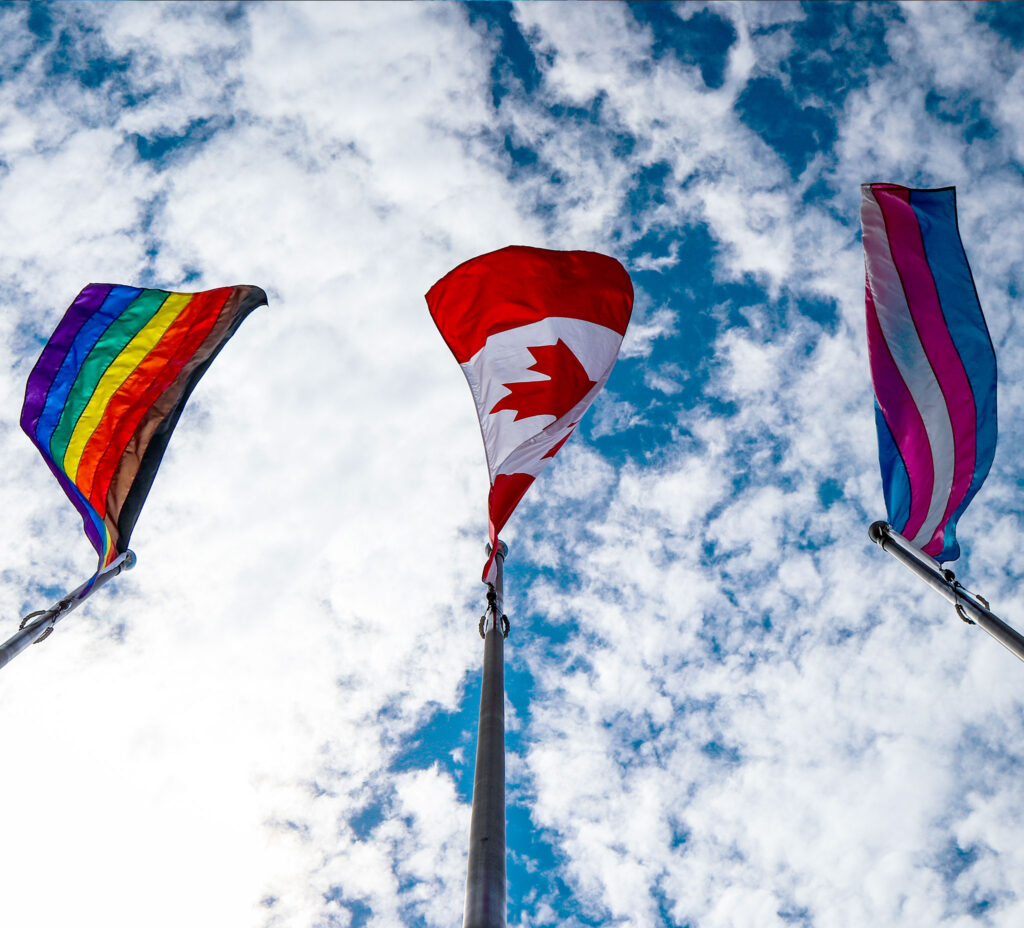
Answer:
[1,2,1024,926]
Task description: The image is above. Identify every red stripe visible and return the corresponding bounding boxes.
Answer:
[873,186,976,549]
[81,289,230,515]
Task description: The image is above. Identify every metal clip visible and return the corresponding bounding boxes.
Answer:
[955,603,975,625]
[18,609,47,631]
[18,597,72,643]
[951,578,990,625]
[479,614,511,639]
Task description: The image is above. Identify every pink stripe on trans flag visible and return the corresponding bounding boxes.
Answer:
[864,282,933,532]
[861,185,954,545]
[871,186,977,552]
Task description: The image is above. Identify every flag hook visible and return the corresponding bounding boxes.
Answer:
[18,609,47,631]
[477,615,510,639]
[1,551,137,670]
[941,569,975,625]
[869,522,1024,660]
[479,585,510,639]
[955,604,975,626]
[17,598,71,643]
[940,566,992,625]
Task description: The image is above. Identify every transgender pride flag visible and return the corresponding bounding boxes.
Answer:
[861,184,996,562]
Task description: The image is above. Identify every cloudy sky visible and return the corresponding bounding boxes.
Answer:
[2,2,1024,926]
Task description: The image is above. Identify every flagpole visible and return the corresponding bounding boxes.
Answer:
[869,522,1024,663]
[463,540,508,928]
[0,550,136,672]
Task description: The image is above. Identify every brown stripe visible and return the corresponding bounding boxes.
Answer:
[104,285,264,542]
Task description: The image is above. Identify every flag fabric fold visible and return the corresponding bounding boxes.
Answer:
[861,183,996,561]
[427,246,633,582]
[22,284,267,573]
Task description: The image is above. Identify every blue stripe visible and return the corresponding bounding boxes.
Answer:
[910,188,997,561]
[875,401,911,532]
[34,286,143,450]
[46,455,108,568]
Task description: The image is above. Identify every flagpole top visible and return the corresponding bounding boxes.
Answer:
[868,521,889,545]
[486,540,508,560]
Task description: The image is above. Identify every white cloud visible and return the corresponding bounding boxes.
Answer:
[2,4,1024,928]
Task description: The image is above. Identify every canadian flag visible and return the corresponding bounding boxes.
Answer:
[427,246,633,583]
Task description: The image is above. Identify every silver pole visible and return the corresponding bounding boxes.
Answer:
[0,550,136,672]
[463,540,508,928]
[869,522,1024,663]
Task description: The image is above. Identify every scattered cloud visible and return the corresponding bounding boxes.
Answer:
[1,3,1023,928]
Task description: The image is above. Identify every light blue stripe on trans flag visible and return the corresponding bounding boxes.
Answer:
[910,187,996,560]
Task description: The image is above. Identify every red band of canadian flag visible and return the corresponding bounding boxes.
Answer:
[427,246,633,583]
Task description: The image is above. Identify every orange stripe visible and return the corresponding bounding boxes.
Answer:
[64,294,190,478]
[79,289,230,515]
[107,286,260,543]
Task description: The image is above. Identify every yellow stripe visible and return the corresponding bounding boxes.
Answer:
[102,527,115,565]
[63,293,192,479]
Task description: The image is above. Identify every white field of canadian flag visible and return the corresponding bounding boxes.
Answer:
[427,246,633,582]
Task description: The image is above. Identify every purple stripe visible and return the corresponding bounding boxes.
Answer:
[20,284,113,437]
[20,284,114,569]
[40,445,106,563]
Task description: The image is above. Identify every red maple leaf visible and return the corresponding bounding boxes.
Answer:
[489,340,596,421]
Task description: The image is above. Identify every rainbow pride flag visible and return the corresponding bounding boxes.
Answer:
[861,184,996,561]
[22,284,267,572]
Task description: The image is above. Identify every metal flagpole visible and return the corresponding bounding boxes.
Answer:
[869,521,1024,663]
[463,540,509,928]
[0,550,137,672]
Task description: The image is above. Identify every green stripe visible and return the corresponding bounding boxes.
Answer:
[48,290,169,463]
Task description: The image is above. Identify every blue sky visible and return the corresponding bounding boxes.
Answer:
[2,3,1024,927]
